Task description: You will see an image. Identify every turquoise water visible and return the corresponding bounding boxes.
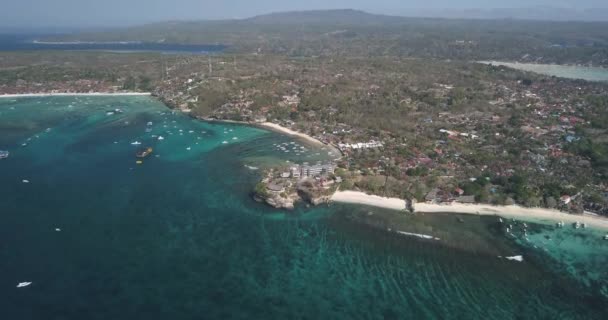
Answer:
[1,96,607,319]
[480,61,608,82]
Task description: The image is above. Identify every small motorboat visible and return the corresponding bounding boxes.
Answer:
[0,150,9,159]
[131,141,142,146]
[136,147,153,158]
[16,282,32,288]
[603,234,608,240]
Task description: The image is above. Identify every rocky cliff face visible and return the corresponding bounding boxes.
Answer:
[254,193,297,210]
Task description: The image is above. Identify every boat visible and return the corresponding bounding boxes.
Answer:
[604,234,608,240]
[0,150,9,159]
[16,282,32,288]
[573,221,581,229]
[505,255,524,262]
[136,147,153,158]
[131,141,142,146]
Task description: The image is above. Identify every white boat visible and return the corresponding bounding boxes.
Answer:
[222,141,228,144]
[157,136,165,141]
[0,150,9,159]
[147,122,153,126]
[16,282,32,288]
[131,141,142,146]
[604,234,608,240]
[505,255,524,262]
[573,221,581,229]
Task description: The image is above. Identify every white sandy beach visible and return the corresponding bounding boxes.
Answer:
[0,92,151,98]
[331,191,608,230]
[259,122,325,146]
[258,122,342,157]
[332,190,407,210]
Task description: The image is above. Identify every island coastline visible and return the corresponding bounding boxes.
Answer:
[0,92,151,98]
[198,117,341,156]
[331,190,608,231]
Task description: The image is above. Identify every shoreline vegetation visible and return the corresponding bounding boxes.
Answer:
[5,93,608,231]
[331,190,608,231]
[0,92,151,98]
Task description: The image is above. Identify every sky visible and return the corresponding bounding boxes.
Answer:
[3,0,608,28]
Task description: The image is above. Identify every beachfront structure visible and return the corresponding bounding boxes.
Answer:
[288,163,335,178]
[290,166,301,178]
[338,141,383,151]
[302,164,335,177]
[266,182,286,193]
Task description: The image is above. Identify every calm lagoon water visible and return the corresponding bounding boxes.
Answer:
[480,61,608,82]
[1,96,607,319]
[0,34,225,54]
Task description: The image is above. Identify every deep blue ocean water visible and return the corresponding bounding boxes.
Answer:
[0,96,607,319]
[0,34,225,54]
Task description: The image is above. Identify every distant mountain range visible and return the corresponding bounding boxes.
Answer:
[398,7,608,22]
[31,8,608,68]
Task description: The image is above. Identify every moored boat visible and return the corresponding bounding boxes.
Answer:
[136,147,153,158]
[0,150,9,159]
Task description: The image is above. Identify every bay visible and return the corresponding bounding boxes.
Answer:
[0,96,606,319]
[479,60,608,82]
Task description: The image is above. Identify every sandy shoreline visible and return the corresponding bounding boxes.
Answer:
[258,122,342,157]
[201,118,341,156]
[331,191,407,210]
[332,191,608,231]
[0,92,151,98]
[258,123,321,146]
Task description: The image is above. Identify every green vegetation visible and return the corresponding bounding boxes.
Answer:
[46,10,608,67]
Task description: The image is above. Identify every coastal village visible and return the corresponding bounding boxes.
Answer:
[3,53,608,223]
[4,11,608,318]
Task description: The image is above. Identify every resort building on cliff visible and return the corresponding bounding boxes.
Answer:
[287,163,335,179]
[266,182,287,194]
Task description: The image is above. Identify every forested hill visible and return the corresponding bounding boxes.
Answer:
[44,9,608,66]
